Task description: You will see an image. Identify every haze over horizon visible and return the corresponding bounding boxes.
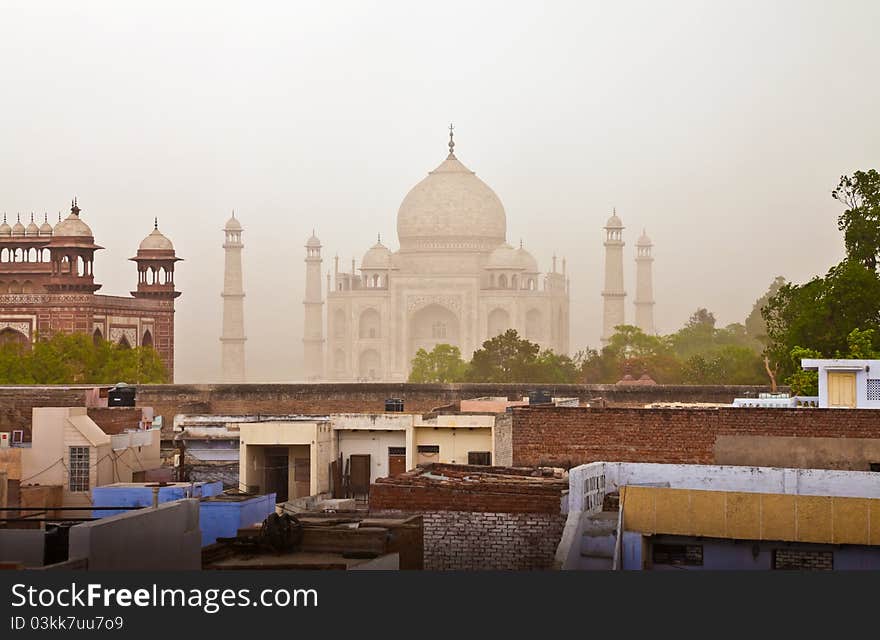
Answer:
[2,1,878,382]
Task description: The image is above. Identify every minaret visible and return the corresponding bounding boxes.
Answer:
[303,231,324,381]
[220,212,246,382]
[601,208,626,345]
[635,229,655,335]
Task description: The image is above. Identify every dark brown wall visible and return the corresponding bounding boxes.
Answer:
[509,406,880,470]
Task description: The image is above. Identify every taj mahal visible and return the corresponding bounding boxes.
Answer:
[217,127,655,383]
[303,128,570,382]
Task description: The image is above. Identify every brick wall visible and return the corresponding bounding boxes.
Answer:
[369,480,564,514]
[0,382,773,439]
[373,510,565,570]
[510,406,880,469]
[86,408,144,435]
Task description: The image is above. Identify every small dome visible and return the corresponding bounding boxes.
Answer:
[516,245,539,273]
[306,232,321,248]
[605,209,623,228]
[486,243,522,270]
[39,215,53,237]
[54,202,93,238]
[637,229,652,246]
[225,213,242,231]
[0,216,11,237]
[361,240,392,270]
[139,225,174,251]
[25,215,39,237]
[11,215,25,237]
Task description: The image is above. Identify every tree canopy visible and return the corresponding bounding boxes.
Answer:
[408,344,469,383]
[407,330,578,384]
[0,332,169,384]
[761,168,880,383]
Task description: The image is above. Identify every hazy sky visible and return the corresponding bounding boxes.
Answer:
[2,1,878,382]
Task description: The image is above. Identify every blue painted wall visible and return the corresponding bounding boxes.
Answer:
[91,481,224,517]
[199,494,277,546]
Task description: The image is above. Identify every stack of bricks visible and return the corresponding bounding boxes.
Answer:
[370,464,567,570]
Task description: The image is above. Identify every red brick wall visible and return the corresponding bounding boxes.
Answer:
[510,406,880,468]
[369,482,564,514]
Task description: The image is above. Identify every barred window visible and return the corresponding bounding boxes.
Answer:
[69,446,90,492]
[652,543,703,566]
[867,379,880,401]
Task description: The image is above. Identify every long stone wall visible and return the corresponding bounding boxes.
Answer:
[0,382,773,438]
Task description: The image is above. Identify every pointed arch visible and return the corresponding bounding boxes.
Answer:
[93,328,103,346]
[142,329,153,348]
[0,327,29,347]
[118,334,132,349]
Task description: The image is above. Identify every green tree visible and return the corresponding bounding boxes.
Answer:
[0,332,169,384]
[745,276,786,346]
[467,330,540,382]
[763,260,880,378]
[408,344,468,383]
[834,169,880,271]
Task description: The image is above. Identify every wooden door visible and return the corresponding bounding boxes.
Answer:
[349,454,371,498]
[828,372,857,408]
[388,447,407,477]
[293,457,311,498]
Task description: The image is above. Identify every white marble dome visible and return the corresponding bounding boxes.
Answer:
[486,243,521,270]
[225,214,242,231]
[397,153,506,251]
[516,246,539,273]
[605,209,623,228]
[362,240,392,269]
[637,229,652,246]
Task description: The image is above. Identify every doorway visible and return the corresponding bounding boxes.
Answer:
[388,447,407,477]
[264,447,289,503]
[828,371,857,408]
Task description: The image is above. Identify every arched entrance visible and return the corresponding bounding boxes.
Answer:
[487,308,510,339]
[359,349,381,380]
[0,327,28,347]
[408,304,460,362]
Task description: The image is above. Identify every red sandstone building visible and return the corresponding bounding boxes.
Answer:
[0,200,181,379]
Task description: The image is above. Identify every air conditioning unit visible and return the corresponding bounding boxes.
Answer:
[0,432,9,449]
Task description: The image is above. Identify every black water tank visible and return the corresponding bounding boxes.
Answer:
[528,390,552,405]
[108,383,136,407]
[384,398,404,412]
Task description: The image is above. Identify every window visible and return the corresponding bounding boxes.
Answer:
[388,447,406,456]
[68,446,90,492]
[773,549,833,570]
[11,430,23,444]
[468,451,491,466]
[417,445,440,454]
[431,322,446,339]
[869,463,880,472]
[652,543,703,566]
[868,379,880,401]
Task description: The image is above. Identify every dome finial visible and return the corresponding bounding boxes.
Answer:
[448,122,455,156]
[232,209,235,218]
[519,238,523,249]
[154,217,158,230]
[377,232,381,244]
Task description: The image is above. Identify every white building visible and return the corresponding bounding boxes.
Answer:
[801,358,880,409]
[307,128,570,382]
